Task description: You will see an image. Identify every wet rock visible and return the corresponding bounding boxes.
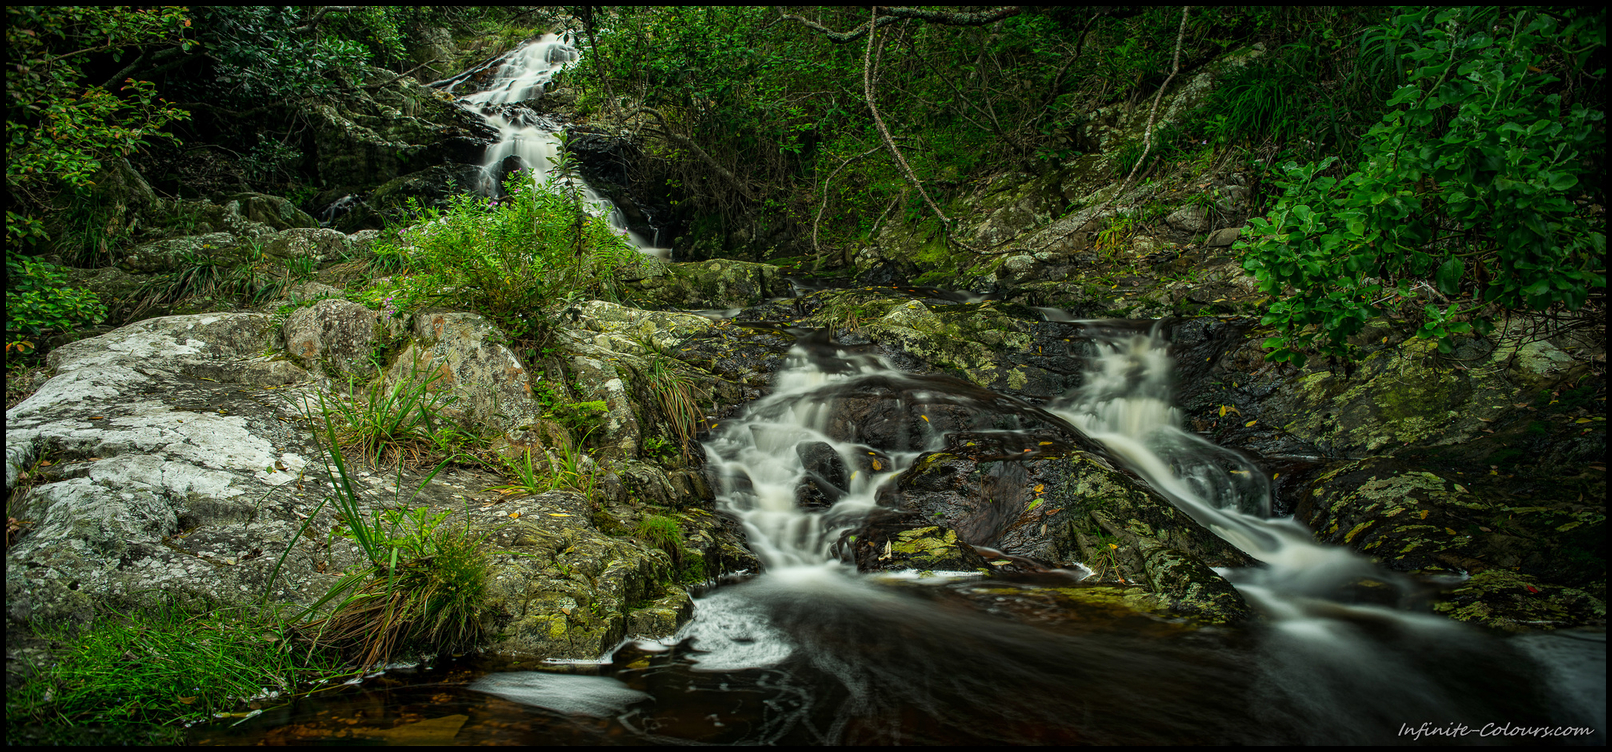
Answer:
[851,445,1254,625]
[1296,456,1605,631]
[805,291,1090,400]
[367,162,488,218]
[468,491,691,660]
[306,70,495,192]
[795,441,849,508]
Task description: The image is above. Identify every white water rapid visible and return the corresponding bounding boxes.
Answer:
[444,35,667,256]
[669,319,1602,743]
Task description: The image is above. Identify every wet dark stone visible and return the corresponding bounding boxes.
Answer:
[843,443,1253,624]
[795,441,848,509]
[855,259,918,286]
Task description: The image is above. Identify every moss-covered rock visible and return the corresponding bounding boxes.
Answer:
[623,258,788,309]
[1296,456,1605,631]
[848,445,1254,626]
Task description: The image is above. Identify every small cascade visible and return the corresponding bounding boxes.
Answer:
[447,34,669,257]
[700,334,908,570]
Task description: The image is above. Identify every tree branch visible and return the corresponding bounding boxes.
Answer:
[783,6,1022,43]
[862,8,984,255]
[1036,6,1191,253]
[813,145,881,260]
[293,6,363,33]
[624,107,756,202]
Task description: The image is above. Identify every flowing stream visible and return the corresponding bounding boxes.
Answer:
[196,38,1602,745]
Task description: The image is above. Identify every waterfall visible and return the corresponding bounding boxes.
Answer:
[448,35,668,257]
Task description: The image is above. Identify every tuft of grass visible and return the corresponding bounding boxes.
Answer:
[6,599,349,739]
[274,391,493,671]
[490,439,598,498]
[636,514,684,567]
[327,352,461,469]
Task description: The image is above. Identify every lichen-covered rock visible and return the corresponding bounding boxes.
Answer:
[624,258,787,309]
[263,227,353,263]
[1296,456,1605,631]
[222,192,320,231]
[805,290,1091,399]
[849,445,1254,625]
[387,311,544,441]
[467,490,694,660]
[120,232,251,274]
[6,314,335,630]
[283,298,404,377]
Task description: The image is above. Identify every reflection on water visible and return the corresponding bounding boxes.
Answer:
[196,572,1598,745]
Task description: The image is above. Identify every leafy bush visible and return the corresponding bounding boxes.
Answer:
[1238,7,1605,365]
[5,253,107,360]
[371,169,642,336]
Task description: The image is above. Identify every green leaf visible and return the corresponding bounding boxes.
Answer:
[1435,257,1464,295]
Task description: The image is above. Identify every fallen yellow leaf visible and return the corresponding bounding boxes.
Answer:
[1244,419,1257,427]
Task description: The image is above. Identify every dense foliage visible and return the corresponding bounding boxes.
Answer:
[364,165,643,341]
[1241,7,1605,363]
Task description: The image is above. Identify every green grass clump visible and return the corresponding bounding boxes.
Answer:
[7,601,347,740]
[369,168,645,336]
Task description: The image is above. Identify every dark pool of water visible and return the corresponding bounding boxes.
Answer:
[192,572,1605,746]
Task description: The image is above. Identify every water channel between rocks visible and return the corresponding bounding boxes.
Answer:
[196,36,1602,746]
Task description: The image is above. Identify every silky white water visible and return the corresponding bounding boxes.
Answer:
[448,35,667,255]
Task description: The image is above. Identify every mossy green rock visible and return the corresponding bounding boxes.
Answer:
[858,446,1254,625]
[624,258,787,309]
[470,490,693,661]
[1298,456,1605,631]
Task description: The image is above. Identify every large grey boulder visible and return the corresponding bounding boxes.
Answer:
[283,298,404,378]
[5,314,326,628]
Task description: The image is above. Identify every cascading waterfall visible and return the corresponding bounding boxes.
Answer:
[444,35,667,256]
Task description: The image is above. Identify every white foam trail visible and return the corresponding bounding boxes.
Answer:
[1050,323,1389,611]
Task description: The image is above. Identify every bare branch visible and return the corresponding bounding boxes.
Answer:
[862,8,986,255]
[813,145,881,259]
[1036,6,1191,253]
[624,107,756,202]
[783,6,1022,43]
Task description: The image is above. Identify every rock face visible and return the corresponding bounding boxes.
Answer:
[6,314,324,629]
[5,305,764,683]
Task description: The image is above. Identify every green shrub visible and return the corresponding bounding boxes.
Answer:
[5,252,106,361]
[1238,7,1605,365]
[371,170,642,335]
